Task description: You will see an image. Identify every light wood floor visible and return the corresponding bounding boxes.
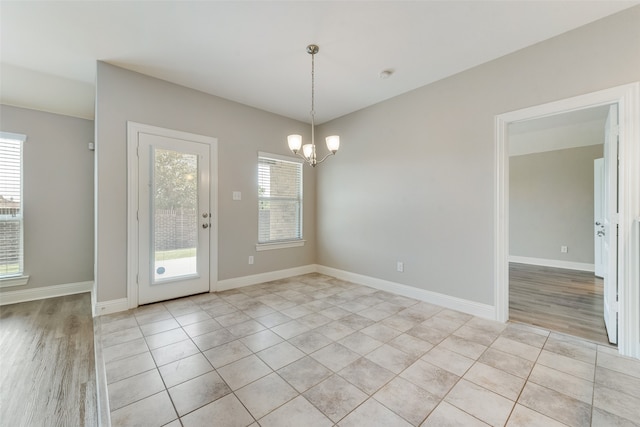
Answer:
[0,293,97,426]
[509,262,613,346]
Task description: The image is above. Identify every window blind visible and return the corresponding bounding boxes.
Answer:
[258,153,303,243]
[0,133,25,278]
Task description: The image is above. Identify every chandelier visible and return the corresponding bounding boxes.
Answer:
[287,44,340,167]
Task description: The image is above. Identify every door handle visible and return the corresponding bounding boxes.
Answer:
[202,223,209,229]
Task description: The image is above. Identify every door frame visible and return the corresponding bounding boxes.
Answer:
[494,82,640,358]
[127,122,218,309]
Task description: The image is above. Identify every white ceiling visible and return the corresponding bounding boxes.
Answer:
[509,104,610,156]
[1,1,637,123]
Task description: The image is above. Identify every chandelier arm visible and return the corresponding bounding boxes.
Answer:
[315,152,336,165]
[292,151,318,167]
[292,151,309,162]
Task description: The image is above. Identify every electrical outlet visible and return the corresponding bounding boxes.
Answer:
[561,246,568,253]
[396,261,404,272]
[248,256,254,265]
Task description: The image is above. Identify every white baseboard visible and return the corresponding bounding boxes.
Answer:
[0,281,93,306]
[509,256,595,272]
[316,265,496,320]
[217,264,317,291]
[94,298,129,317]
[92,264,497,323]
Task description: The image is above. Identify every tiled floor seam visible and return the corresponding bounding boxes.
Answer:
[158,308,218,425]
[230,390,259,426]
[168,303,298,425]
[502,332,554,426]
[252,333,370,424]
[119,320,178,423]
[590,347,600,427]
[250,300,406,425]
[153,330,181,425]
[331,361,409,425]
[416,306,499,424]
[589,347,639,426]
[312,305,438,426]
[432,319,503,427]
[268,325,405,425]
[125,310,199,424]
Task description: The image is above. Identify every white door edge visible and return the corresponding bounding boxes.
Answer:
[594,158,604,278]
[603,104,618,344]
[494,82,640,359]
[127,122,218,309]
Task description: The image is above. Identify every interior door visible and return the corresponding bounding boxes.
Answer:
[594,158,604,278]
[138,132,211,305]
[603,104,619,344]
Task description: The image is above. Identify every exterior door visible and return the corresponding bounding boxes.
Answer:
[138,132,211,305]
[602,104,619,344]
[594,158,604,278]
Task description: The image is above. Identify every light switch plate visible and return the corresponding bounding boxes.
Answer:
[232,191,242,201]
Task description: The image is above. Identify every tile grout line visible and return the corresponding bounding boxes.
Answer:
[349,305,455,426]
[591,346,599,427]
[159,301,201,426]
[215,286,405,425]
[421,316,504,427]
[502,331,551,426]
[227,291,342,425]
[293,304,424,426]
[137,306,181,425]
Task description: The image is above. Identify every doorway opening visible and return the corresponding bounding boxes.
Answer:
[494,83,640,359]
[507,105,610,345]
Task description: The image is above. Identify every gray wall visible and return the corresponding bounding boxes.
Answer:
[510,145,603,264]
[0,105,94,290]
[95,63,316,302]
[316,7,640,305]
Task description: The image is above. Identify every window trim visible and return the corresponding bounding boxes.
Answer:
[257,151,304,249]
[0,131,29,285]
[0,275,29,288]
[256,240,306,252]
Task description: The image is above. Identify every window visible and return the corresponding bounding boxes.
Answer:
[257,152,304,249]
[0,132,27,284]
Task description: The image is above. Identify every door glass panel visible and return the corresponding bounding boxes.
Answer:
[152,148,198,283]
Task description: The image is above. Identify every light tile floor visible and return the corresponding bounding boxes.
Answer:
[96,274,640,426]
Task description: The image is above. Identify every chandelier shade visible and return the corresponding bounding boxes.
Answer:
[325,135,340,153]
[287,134,302,153]
[287,44,340,167]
